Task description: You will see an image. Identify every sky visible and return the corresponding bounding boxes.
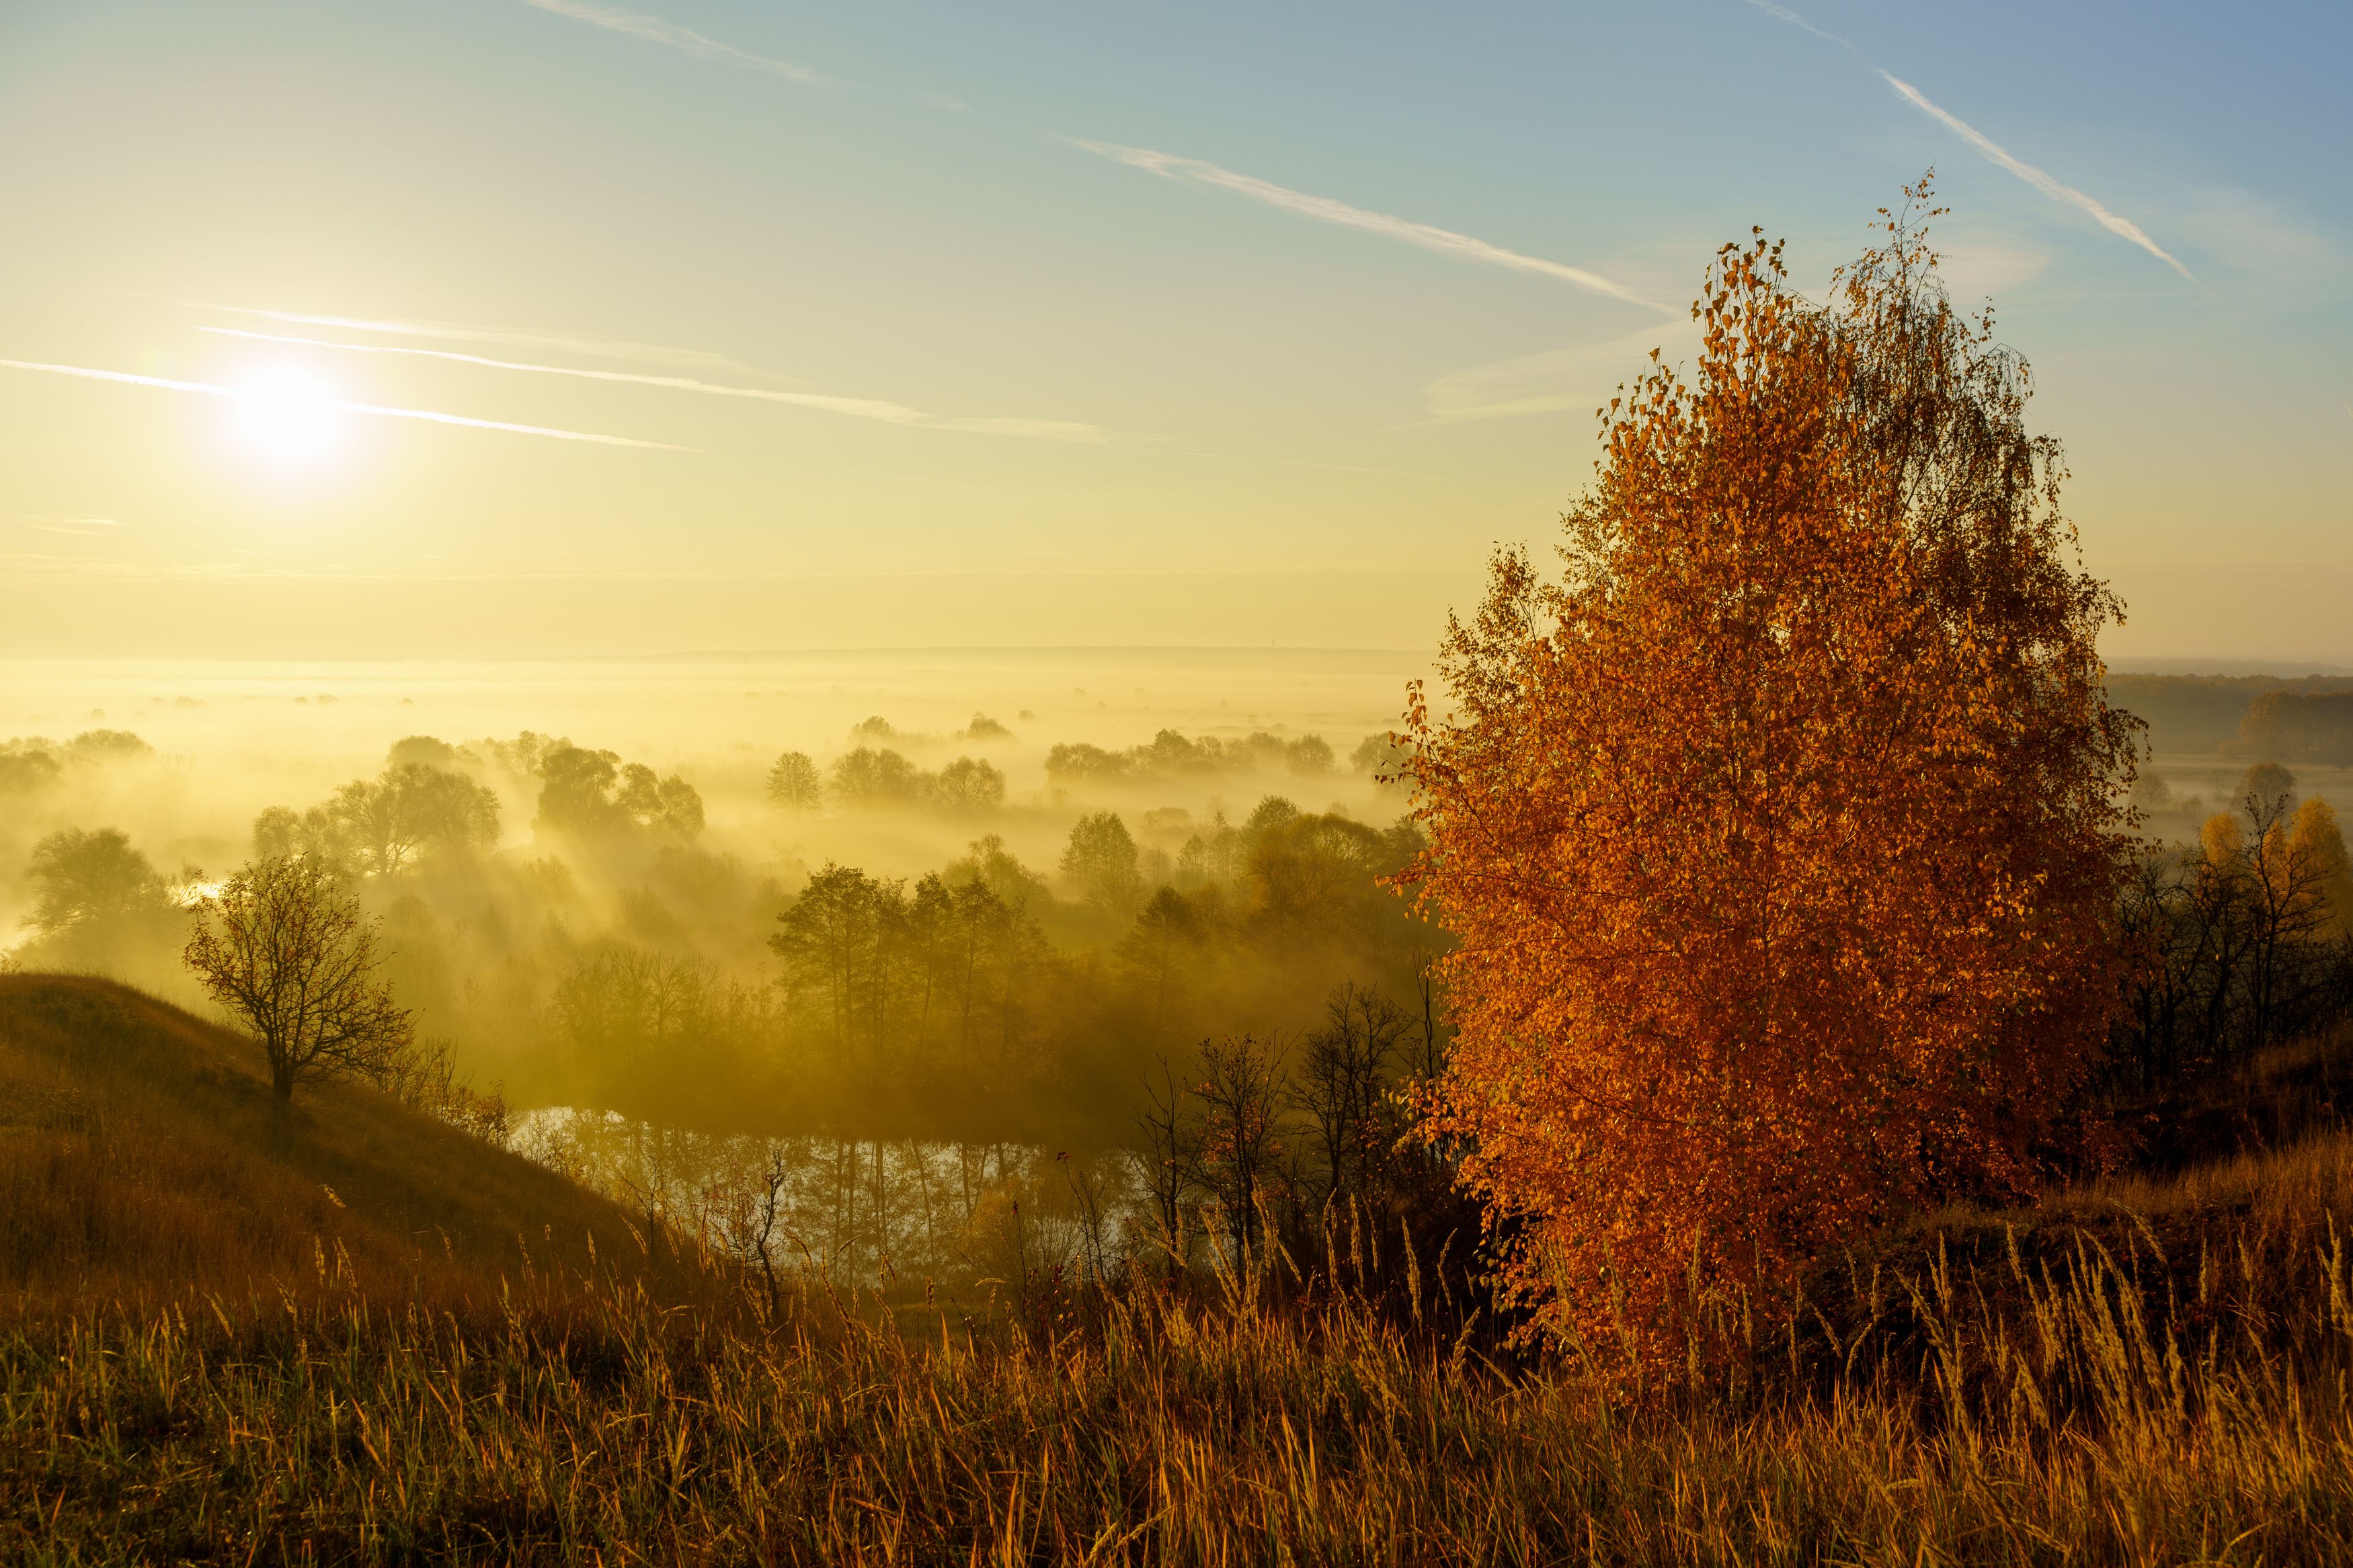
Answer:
[1,0,2346,663]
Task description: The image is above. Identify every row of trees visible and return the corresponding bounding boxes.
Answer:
[768,860,1050,1072]
[1045,729,1336,788]
[0,729,153,796]
[744,809,1421,1104]
[766,748,1008,813]
[759,727,1410,818]
[848,712,1018,746]
[255,760,501,876]
[235,733,707,891]
[510,798,1433,1130]
[2234,690,2353,766]
[1059,794,1426,920]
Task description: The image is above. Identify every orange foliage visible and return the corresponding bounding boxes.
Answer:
[1399,186,2139,1362]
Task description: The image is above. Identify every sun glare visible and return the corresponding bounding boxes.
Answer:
[235,367,340,461]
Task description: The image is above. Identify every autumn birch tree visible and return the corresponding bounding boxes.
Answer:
[1400,185,2139,1362]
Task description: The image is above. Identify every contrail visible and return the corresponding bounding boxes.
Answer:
[196,326,1108,442]
[1728,6,2196,282]
[1879,75,2194,282]
[519,0,830,85]
[517,1,1654,311]
[0,359,692,449]
[1073,141,1666,311]
[1735,0,1854,50]
[0,362,223,397]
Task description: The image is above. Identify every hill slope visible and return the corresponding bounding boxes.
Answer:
[0,973,653,1312]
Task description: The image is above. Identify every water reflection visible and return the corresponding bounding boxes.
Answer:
[513,1107,1146,1294]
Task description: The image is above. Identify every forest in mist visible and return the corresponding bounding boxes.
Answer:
[1,665,1429,1117]
[0,655,1468,1300]
[5,648,2351,1304]
[6,659,2350,1131]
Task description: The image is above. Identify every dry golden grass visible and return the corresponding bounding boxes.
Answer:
[7,1219,2352,1565]
[0,974,670,1314]
[5,977,2353,1563]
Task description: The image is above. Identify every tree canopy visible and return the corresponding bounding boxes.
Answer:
[1402,187,2139,1362]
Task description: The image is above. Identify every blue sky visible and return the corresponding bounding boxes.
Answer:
[0,0,2345,659]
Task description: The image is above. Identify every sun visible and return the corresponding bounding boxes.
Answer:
[234,367,341,461]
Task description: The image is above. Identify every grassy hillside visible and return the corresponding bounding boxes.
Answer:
[5,1132,2352,1563]
[0,973,662,1314]
[4,973,2352,1562]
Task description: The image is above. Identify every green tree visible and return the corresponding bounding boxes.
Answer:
[536,745,628,837]
[616,763,704,839]
[960,712,1014,742]
[770,864,891,1063]
[0,745,61,796]
[534,745,701,841]
[28,828,175,937]
[1060,811,1143,913]
[766,750,823,811]
[1350,733,1413,790]
[63,729,153,764]
[933,756,1006,814]
[1282,735,1335,776]
[328,764,501,874]
[829,747,926,807]
[1119,886,1206,1032]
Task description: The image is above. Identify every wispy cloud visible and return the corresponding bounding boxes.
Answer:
[0,359,692,449]
[196,327,1107,443]
[519,0,829,85]
[1735,0,1853,50]
[1422,322,1704,423]
[1930,237,2051,298]
[2171,188,2344,289]
[1879,74,2195,283]
[930,417,1106,442]
[19,515,120,537]
[1075,141,1665,312]
[190,303,773,376]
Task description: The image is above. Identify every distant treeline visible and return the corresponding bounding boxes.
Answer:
[1045,729,1363,788]
[2110,673,2353,758]
[3,720,1437,1145]
[0,730,155,794]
